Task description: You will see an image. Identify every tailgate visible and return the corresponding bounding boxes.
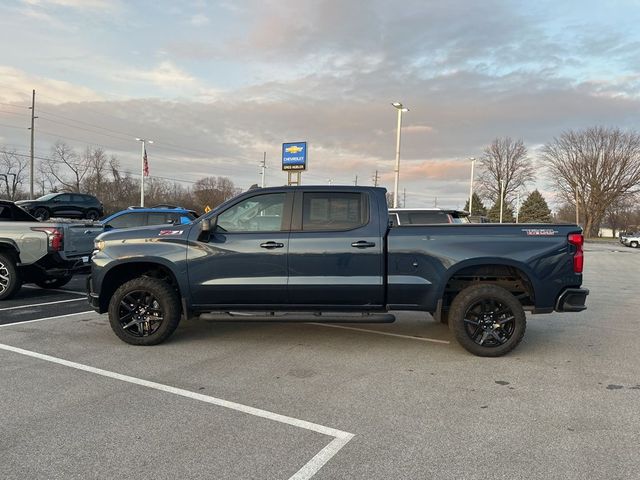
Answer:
[63,222,104,257]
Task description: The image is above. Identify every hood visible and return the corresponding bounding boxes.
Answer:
[15,200,34,205]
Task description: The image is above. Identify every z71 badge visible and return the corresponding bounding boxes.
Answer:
[159,229,184,236]
[522,228,558,236]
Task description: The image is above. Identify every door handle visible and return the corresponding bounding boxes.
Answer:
[260,241,285,249]
[351,240,376,248]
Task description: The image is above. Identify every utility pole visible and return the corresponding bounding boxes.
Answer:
[260,152,267,188]
[468,157,475,214]
[515,192,520,223]
[403,188,406,208]
[575,188,579,225]
[434,196,438,207]
[499,180,505,223]
[28,89,37,199]
[372,170,380,187]
[354,175,358,186]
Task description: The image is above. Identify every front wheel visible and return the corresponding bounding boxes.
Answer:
[449,284,526,357]
[108,276,182,345]
[631,241,639,248]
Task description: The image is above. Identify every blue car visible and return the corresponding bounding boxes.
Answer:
[101,205,198,230]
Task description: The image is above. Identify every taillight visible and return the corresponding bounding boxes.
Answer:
[568,233,584,273]
[31,227,64,252]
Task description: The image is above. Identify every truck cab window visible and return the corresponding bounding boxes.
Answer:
[217,193,285,232]
[302,192,366,231]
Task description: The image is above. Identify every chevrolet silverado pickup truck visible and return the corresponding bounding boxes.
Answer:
[87,186,588,356]
[0,200,103,299]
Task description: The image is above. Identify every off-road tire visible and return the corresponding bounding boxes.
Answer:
[0,252,21,300]
[34,274,73,289]
[108,276,181,345]
[449,284,526,357]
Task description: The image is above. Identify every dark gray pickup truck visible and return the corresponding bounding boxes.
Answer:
[87,186,588,356]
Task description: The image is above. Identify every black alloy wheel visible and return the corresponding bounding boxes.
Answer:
[449,284,526,357]
[86,209,100,220]
[108,276,181,345]
[462,298,516,347]
[34,207,49,220]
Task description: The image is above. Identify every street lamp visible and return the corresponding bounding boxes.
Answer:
[468,157,476,215]
[135,137,153,207]
[391,102,409,208]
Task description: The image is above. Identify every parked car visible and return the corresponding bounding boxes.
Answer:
[101,206,198,230]
[389,207,470,226]
[622,233,640,248]
[0,200,103,299]
[16,193,104,220]
[87,186,588,357]
[620,231,639,245]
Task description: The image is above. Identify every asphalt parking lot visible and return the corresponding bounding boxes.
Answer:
[1,241,639,479]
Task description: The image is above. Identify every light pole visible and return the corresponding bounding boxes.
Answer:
[468,157,476,215]
[391,102,409,208]
[135,138,153,207]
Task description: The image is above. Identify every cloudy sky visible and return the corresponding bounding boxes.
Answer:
[1,0,639,208]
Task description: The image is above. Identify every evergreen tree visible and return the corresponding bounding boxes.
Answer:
[518,190,552,223]
[487,201,515,222]
[463,192,487,216]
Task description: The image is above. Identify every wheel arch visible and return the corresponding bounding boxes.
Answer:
[438,258,538,312]
[98,259,185,313]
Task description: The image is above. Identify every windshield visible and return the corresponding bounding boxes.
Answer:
[36,193,58,201]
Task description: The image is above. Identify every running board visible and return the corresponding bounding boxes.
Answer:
[198,312,396,323]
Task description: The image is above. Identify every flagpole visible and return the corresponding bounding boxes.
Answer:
[135,137,153,207]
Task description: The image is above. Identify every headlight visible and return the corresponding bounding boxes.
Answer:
[94,239,105,251]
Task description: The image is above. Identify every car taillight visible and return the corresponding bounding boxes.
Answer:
[568,233,584,273]
[31,227,64,252]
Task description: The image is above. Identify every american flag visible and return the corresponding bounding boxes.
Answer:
[143,147,149,176]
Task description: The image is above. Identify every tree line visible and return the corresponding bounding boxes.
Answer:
[462,127,640,237]
[1,141,239,215]
[3,125,640,237]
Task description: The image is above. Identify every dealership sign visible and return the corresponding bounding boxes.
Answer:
[282,142,307,171]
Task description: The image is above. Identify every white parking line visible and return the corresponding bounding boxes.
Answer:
[0,342,354,480]
[22,285,86,296]
[0,298,86,312]
[0,311,96,328]
[309,323,450,344]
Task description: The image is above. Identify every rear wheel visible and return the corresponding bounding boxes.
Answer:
[34,207,50,220]
[0,252,21,300]
[85,209,100,220]
[34,274,73,289]
[449,284,526,357]
[108,276,181,345]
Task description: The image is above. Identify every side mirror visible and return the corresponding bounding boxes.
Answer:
[104,224,114,231]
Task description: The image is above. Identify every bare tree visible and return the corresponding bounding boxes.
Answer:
[0,148,28,200]
[540,127,640,237]
[193,176,236,210]
[81,147,109,199]
[44,141,91,192]
[478,137,535,204]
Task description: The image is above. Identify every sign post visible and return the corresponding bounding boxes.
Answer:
[282,141,307,186]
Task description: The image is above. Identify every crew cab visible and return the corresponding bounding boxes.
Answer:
[87,186,588,356]
[0,200,103,299]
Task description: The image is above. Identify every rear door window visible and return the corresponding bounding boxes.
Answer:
[302,192,367,231]
[107,212,147,229]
